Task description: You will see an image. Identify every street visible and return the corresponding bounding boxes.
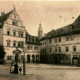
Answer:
[0,64,80,80]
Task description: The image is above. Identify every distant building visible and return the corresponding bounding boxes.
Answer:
[38,23,43,40]
[40,15,80,66]
[25,31,41,63]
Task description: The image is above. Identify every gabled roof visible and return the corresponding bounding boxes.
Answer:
[26,31,41,45]
[0,9,14,28]
[40,15,80,41]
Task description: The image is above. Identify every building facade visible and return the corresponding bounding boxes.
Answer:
[0,8,26,62]
[40,15,80,66]
[25,31,40,63]
[0,7,41,63]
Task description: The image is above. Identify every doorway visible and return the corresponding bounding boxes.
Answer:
[54,57,58,64]
[32,55,35,63]
[27,55,30,63]
[15,54,19,62]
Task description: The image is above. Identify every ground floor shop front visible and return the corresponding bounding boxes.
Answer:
[51,53,80,66]
[4,47,40,63]
[51,54,71,65]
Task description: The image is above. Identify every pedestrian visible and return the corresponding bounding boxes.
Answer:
[14,62,18,74]
[19,67,22,74]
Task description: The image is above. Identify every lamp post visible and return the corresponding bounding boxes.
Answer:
[23,43,26,75]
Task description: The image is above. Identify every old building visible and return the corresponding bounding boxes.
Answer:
[0,7,26,62]
[25,31,40,63]
[0,6,41,63]
[40,15,80,66]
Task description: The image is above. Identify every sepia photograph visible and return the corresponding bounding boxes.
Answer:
[0,0,80,80]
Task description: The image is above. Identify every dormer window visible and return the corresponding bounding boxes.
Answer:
[34,37,36,42]
[13,21,17,26]
[27,36,29,41]
[30,37,33,42]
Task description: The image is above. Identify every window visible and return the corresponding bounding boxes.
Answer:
[49,39,52,43]
[34,37,36,42]
[7,56,12,60]
[21,33,23,38]
[7,41,10,47]
[34,47,36,50]
[66,36,69,41]
[59,47,61,52]
[73,46,76,52]
[13,31,16,36]
[18,32,21,37]
[55,38,57,43]
[58,37,61,42]
[13,42,16,47]
[30,37,33,42]
[13,21,17,26]
[27,46,30,49]
[55,47,57,52]
[71,36,74,41]
[49,48,52,53]
[27,36,29,41]
[18,42,20,47]
[7,31,10,35]
[66,46,69,52]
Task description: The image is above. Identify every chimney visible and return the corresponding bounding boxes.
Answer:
[1,12,5,16]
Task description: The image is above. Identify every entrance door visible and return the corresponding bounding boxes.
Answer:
[15,54,19,62]
[72,57,79,66]
[54,57,58,64]
[27,55,30,63]
[32,55,35,63]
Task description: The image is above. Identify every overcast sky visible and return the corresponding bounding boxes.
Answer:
[0,1,80,36]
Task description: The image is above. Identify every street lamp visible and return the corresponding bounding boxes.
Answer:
[23,43,26,75]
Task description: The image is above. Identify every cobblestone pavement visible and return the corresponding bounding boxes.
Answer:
[0,63,80,80]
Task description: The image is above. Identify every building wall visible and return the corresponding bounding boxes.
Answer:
[1,9,26,62]
[25,44,40,63]
[40,33,80,65]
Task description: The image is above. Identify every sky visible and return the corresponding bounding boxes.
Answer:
[0,1,80,36]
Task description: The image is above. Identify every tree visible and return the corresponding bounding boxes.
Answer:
[0,45,6,63]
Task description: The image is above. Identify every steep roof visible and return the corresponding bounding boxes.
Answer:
[26,31,41,45]
[0,10,14,28]
[40,15,80,41]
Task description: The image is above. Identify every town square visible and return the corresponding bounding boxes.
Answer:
[0,1,80,80]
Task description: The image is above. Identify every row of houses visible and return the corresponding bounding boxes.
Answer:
[40,15,80,66]
[0,6,80,66]
[0,7,42,63]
